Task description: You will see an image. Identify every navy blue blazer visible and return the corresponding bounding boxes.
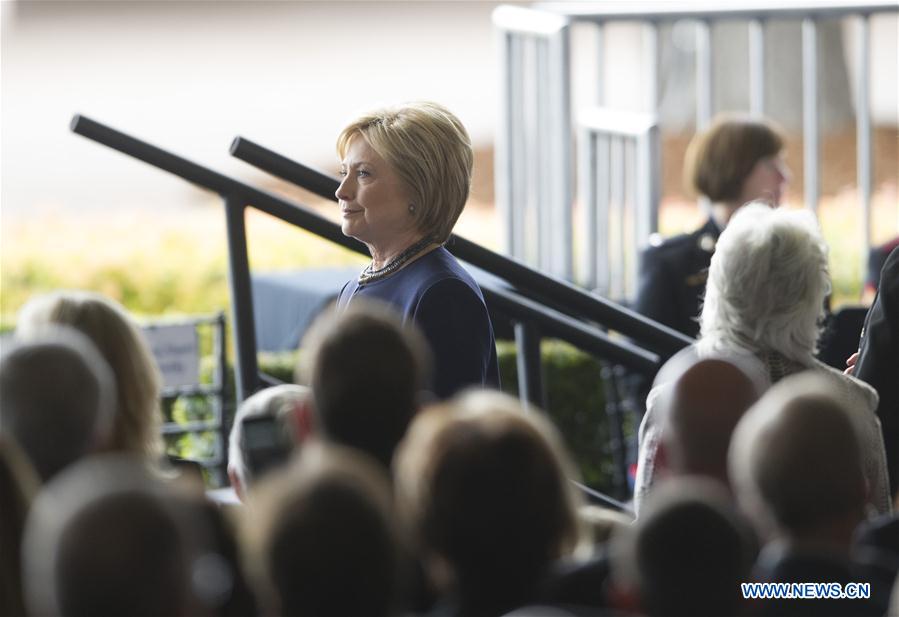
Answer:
[338,247,500,400]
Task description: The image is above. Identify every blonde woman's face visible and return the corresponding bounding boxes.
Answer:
[335,136,416,250]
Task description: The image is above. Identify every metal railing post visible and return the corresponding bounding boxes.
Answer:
[499,31,520,258]
[223,195,259,404]
[645,20,663,240]
[596,135,612,295]
[644,20,661,114]
[749,18,766,116]
[802,17,820,212]
[514,321,545,410]
[855,13,873,273]
[695,19,713,129]
[625,138,639,299]
[215,311,229,480]
[610,135,625,300]
[550,22,574,280]
[636,126,659,264]
[579,127,598,289]
[537,37,553,272]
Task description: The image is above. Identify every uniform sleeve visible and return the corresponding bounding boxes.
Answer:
[413,278,496,400]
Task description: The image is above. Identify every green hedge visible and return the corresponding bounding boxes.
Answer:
[496,340,621,492]
[165,340,623,494]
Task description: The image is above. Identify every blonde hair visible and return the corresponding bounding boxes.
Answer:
[15,291,164,462]
[337,101,473,244]
[698,203,830,366]
[684,114,784,203]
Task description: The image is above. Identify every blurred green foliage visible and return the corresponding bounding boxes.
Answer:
[498,340,624,493]
[164,339,623,494]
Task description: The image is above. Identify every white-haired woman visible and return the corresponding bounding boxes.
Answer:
[334,102,499,400]
[15,291,164,467]
[634,203,890,516]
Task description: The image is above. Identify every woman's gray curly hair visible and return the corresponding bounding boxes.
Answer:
[697,202,831,366]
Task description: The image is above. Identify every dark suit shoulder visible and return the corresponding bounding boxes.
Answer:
[636,218,718,338]
[646,219,717,255]
[644,230,695,257]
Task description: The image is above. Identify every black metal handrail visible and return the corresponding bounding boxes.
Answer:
[230,136,693,359]
[71,114,679,502]
[483,285,658,374]
[228,135,687,499]
[70,115,664,390]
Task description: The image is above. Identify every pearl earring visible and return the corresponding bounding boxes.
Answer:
[408,204,416,214]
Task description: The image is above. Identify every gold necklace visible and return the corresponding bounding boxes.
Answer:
[358,236,438,285]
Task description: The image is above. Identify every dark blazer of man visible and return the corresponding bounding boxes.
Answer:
[634,217,719,339]
[855,246,899,498]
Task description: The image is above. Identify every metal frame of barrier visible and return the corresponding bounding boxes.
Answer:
[578,107,660,299]
[494,5,573,280]
[153,312,229,482]
[496,1,898,282]
[68,115,695,500]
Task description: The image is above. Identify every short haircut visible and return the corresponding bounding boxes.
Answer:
[728,372,867,538]
[0,328,116,482]
[16,291,164,461]
[684,114,784,203]
[698,203,830,366]
[22,456,192,617]
[336,101,473,244]
[615,478,754,617]
[228,384,311,492]
[394,391,583,611]
[243,443,399,617]
[298,300,431,469]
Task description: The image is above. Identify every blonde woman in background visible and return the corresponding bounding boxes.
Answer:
[16,291,164,466]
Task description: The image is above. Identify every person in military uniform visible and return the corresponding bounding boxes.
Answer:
[634,115,790,338]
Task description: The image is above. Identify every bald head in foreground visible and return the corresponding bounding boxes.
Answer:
[635,354,763,513]
[729,372,869,548]
[662,357,761,486]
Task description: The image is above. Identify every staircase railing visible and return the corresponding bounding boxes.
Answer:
[70,114,692,501]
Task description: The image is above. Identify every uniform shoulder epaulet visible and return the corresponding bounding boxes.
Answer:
[645,231,694,255]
